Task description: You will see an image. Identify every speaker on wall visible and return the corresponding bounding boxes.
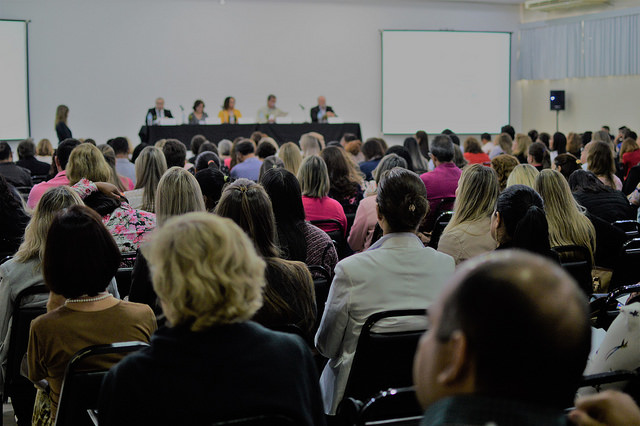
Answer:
[550,90,565,111]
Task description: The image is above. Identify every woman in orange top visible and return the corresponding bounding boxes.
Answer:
[463,137,490,165]
[218,96,242,124]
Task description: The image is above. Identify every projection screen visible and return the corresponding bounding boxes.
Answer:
[0,20,30,140]
[382,30,510,134]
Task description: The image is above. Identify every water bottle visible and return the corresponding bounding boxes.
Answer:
[230,113,236,124]
[147,112,153,126]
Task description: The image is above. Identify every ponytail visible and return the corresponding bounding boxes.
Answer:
[512,205,551,256]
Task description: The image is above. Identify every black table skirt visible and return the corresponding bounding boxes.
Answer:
[138,123,362,149]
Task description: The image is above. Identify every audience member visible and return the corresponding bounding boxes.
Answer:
[215,179,317,339]
[385,145,414,171]
[194,151,221,172]
[462,137,490,165]
[501,124,515,140]
[322,146,364,215]
[298,156,347,236]
[438,164,499,264]
[620,137,640,179]
[54,105,72,142]
[359,139,385,180]
[416,130,429,158]
[198,141,218,156]
[99,144,133,191]
[348,154,407,253]
[528,141,550,171]
[99,213,324,425]
[505,164,539,188]
[188,134,207,163]
[339,132,358,147]
[452,144,468,169]
[218,138,232,159]
[27,138,80,208]
[161,139,187,169]
[196,167,228,211]
[256,139,278,160]
[0,175,29,257]
[489,133,512,159]
[442,129,460,146]
[587,141,623,190]
[566,132,582,157]
[420,135,461,223]
[535,169,596,263]
[35,139,54,164]
[404,137,430,174]
[550,132,567,161]
[480,133,492,154]
[261,168,338,274]
[111,137,136,185]
[490,154,518,192]
[316,167,455,414]
[27,205,156,424]
[538,132,551,148]
[278,141,303,176]
[527,129,539,145]
[218,96,242,124]
[413,250,590,424]
[592,129,611,144]
[511,133,533,164]
[569,169,634,223]
[258,155,284,182]
[124,146,167,212]
[553,153,582,181]
[0,142,32,188]
[300,133,322,158]
[230,139,262,181]
[492,184,552,257]
[16,139,50,177]
[344,140,364,164]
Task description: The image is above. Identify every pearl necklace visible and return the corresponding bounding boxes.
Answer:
[64,293,112,305]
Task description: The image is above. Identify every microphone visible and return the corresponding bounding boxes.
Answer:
[179,105,185,111]
[299,104,306,111]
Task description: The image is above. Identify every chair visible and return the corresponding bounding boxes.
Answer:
[31,175,49,185]
[422,196,455,233]
[54,341,150,426]
[210,415,297,425]
[612,220,640,240]
[579,369,640,404]
[344,387,423,426]
[590,283,640,331]
[551,245,593,296]
[115,252,136,298]
[308,265,332,327]
[310,219,353,260]
[338,309,427,417]
[611,238,640,289]
[3,284,49,425]
[428,211,454,249]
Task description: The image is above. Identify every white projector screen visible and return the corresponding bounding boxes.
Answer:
[0,20,30,140]
[382,31,510,134]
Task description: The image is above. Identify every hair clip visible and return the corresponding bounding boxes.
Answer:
[208,160,215,165]
[409,203,416,212]
[239,186,248,193]
[224,175,229,182]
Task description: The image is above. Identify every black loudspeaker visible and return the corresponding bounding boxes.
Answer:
[550,90,565,111]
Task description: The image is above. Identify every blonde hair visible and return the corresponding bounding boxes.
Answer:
[155,166,206,226]
[506,164,539,188]
[54,105,69,126]
[308,132,326,150]
[491,154,519,191]
[144,212,266,331]
[495,133,513,155]
[14,186,83,263]
[154,139,167,149]
[299,133,321,157]
[135,146,167,212]
[534,169,596,262]
[620,138,639,157]
[98,144,126,192]
[36,139,53,156]
[278,142,302,176]
[66,143,112,185]
[297,155,330,198]
[446,164,499,230]
[513,134,533,157]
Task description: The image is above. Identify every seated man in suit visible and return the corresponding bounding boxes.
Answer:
[413,250,591,425]
[310,96,336,123]
[145,97,173,125]
[0,142,32,188]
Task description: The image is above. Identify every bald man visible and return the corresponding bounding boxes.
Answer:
[413,250,591,425]
[145,97,173,125]
[310,96,336,123]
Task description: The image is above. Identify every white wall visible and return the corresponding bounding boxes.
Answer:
[1,0,520,148]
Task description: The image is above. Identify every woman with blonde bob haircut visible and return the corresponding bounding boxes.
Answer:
[125,146,167,212]
[299,133,322,158]
[506,164,539,189]
[278,141,303,176]
[155,166,206,226]
[534,169,596,263]
[98,213,326,425]
[67,143,112,185]
[438,164,499,264]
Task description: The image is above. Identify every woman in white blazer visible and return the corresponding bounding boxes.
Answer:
[315,167,455,415]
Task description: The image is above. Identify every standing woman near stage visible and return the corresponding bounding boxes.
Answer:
[55,105,72,142]
[218,96,242,124]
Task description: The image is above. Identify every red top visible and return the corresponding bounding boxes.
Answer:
[622,150,640,179]
[464,152,491,165]
[302,196,348,236]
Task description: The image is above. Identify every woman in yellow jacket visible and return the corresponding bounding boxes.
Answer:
[218,96,242,124]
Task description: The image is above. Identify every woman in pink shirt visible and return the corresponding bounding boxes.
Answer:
[297,155,347,236]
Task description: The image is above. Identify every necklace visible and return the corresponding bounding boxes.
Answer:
[64,293,112,305]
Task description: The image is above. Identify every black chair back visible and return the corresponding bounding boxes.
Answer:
[114,252,136,298]
[31,175,49,185]
[428,211,454,249]
[422,196,455,233]
[310,219,353,260]
[590,283,640,330]
[211,415,297,425]
[612,220,640,240]
[308,265,331,328]
[340,309,427,408]
[580,369,640,404]
[356,387,423,426]
[54,341,150,426]
[611,238,640,289]
[551,245,593,296]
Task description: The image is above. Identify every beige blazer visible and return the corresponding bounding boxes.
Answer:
[437,216,497,265]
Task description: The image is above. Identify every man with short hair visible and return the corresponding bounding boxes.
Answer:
[480,133,492,155]
[501,124,515,140]
[413,250,591,425]
[110,137,136,185]
[229,140,261,181]
[162,139,187,169]
[310,96,336,123]
[0,142,32,188]
[16,139,50,176]
[27,138,80,208]
[420,135,461,213]
[256,95,288,123]
[145,97,173,125]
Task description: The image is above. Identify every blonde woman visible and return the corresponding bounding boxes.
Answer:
[300,133,321,158]
[98,213,325,425]
[278,142,303,176]
[506,164,539,188]
[124,146,167,212]
[489,132,513,159]
[437,164,499,264]
[491,154,519,191]
[54,105,71,142]
[36,139,54,164]
[512,133,533,164]
[98,144,132,191]
[534,169,596,263]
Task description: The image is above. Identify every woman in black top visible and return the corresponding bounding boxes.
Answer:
[0,175,29,257]
[569,169,635,224]
[54,105,72,142]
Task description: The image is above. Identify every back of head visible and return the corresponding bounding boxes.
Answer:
[587,141,615,186]
[155,166,206,226]
[538,132,551,148]
[527,129,538,142]
[416,131,429,157]
[552,132,567,154]
[506,164,539,188]
[36,139,53,156]
[496,133,513,155]
[496,184,551,256]
[56,138,81,170]
[258,155,284,181]
[432,250,590,408]
[195,151,221,172]
[385,145,414,171]
[340,133,358,144]
[43,205,120,298]
[491,154,519,191]
[66,143,112,185]
[513,134,532,156]
[218,139,232,156]
[297,155,330,198]
[198,141,218,156]
[250,131,265,145]
[554,153,581,181]
[215,179,279,258]
[135,146,168,212]
[300,133,321,157]
[431,135,455,163]
[568,169,612,193]
[256,140,277,159]
[190,134,207,156]
[278,142,303,176]
[620,138,639,157]
[195,167,227,211]
[162,139,187,168]
[449,164,499,228]
[376,168,428,232]
[372,154,408,184]
[362,139,384,161]
[463,137,482,154]
[404,137,429,171]
[0,142,11,161]
[110,137,130,156]
[236,140,255,157]
[17,139,36,160]
[344,140,362,156]
[592,129,610,143]
[500,124,515,140]
[144,212,266,331]
[528,141,547,164]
